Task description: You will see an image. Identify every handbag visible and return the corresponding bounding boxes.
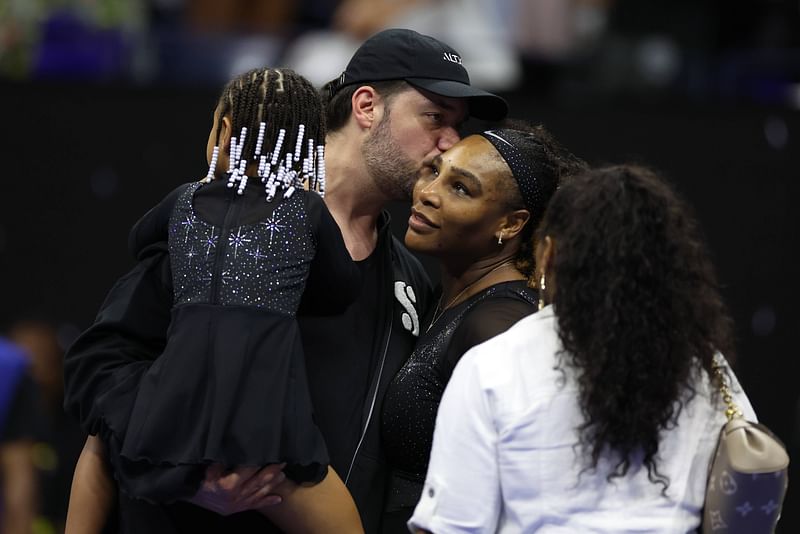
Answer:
[701,356,789,533]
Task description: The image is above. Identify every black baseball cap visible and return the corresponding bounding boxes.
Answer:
[327,28,508,121]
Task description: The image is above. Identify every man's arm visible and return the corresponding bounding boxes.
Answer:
[65,436,115,534]
[63,246,285,514]
[63,244,173,435]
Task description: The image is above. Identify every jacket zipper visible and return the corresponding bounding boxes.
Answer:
[209,188,242,304]
[345,316,392,484]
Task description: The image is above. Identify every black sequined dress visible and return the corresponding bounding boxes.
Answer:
[100,180,360,503]
[380,280,537,531]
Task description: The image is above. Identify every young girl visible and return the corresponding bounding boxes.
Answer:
[73,68,363,533]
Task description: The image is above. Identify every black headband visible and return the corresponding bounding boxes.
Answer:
[478,129,557,216]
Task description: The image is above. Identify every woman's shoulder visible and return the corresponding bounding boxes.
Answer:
[468,280,537,315]
[697,354,758,422]
[453,281,538,341]
[448,307,566,424]
[459,307,559,380]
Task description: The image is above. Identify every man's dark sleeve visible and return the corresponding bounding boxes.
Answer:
[63,244,173,436]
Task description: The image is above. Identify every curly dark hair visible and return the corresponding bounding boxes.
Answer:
[536,164,735,490]
[494,121,587,280]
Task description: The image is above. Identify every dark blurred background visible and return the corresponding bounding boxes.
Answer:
[0,0,798,532]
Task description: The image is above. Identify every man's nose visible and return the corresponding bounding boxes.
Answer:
[437,126,461,152]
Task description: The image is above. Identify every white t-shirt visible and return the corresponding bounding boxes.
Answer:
[409,306,756,533]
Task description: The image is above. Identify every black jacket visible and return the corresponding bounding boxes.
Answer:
[320,212,432,533]
[63,208,431,533]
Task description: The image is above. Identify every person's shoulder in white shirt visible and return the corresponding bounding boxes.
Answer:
[409,306,755,533]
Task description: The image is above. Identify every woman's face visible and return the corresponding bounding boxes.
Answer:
[405,135,514,260]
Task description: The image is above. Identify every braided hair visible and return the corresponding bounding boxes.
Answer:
[210,68,326,192]
[537,164,735,492]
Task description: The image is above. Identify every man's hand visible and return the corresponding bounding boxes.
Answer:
[186,463,286,515]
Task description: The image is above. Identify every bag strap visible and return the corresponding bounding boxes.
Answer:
[711,354,743,422]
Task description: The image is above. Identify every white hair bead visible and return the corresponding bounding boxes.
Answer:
[316,145,326,197]
[254,122,266,157]
[237,127,248,164]
[203,145,219,183]
[293,124,305,161]
[270,129,286,166]
[228,137,237,172]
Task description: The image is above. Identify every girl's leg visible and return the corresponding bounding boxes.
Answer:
[65,436,115,534]
[259,467,363,534]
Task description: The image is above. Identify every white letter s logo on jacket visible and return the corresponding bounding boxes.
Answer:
[394,281,419,336]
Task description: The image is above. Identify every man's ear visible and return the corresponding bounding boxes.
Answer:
[351,86,379,129]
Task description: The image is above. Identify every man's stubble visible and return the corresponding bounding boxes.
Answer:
[361,109,419,202]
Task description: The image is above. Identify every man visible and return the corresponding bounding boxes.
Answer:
[299,29,506,532]
[63,28,507,533]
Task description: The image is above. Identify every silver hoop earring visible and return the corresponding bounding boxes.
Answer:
[497,232,503,246]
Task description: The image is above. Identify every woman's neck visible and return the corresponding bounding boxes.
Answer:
[439,255,525,311]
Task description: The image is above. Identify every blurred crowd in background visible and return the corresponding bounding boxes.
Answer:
[1,323,83,534]
[1,0,798,107]
[1,1,798,533]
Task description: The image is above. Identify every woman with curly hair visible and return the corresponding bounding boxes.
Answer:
[409,164,757,532]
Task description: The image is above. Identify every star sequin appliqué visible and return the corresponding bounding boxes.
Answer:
[261,209,286,246]
[248,245,270,266]
[181,214,195,243]
[203,228,219,258]
[228,228,252,258]
[185,245,198,265]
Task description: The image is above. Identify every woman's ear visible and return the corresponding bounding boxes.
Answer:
[352,86,379,129]
[499,209,531,241]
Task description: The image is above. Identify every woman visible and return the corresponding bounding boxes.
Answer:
[380,125,587,531]
[409,165,757,532]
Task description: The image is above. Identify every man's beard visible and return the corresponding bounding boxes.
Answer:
[362,110,418,201]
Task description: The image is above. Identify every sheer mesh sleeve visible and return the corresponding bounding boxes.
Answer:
[441,297,536,381]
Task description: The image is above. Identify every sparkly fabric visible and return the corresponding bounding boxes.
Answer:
[380,280,537,522]
[479,129,558,216]
[106,180,360,502]
[168,182,313,314]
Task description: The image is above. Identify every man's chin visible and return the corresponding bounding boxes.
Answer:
[378,179,415,202]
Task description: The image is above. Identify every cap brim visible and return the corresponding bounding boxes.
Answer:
[406,78,508,121]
